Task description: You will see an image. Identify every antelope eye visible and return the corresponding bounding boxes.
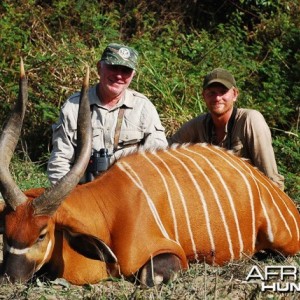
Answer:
[38,233,46,242]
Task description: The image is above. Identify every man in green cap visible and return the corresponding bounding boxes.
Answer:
[48,43,168,184]
[169,68,284,190]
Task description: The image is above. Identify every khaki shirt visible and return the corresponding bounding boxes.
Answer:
[48,85,168,184]
[169,108,284,190]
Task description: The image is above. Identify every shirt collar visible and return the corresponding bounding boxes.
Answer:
[89,84,133,110]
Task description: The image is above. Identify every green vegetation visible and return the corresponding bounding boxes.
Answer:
[0,0,298,200]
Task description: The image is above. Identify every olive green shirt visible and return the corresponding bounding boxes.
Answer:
[48,85,168,184]
[169,108,284,190]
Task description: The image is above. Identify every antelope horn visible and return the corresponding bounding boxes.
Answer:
[0,58,28,210]
[33,67,92,216]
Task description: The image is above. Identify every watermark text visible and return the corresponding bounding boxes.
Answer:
[246,265,300,292]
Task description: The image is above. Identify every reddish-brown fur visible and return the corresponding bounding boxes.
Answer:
[2,144,298,285]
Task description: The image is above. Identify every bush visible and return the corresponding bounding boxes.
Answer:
[0,0,299,200]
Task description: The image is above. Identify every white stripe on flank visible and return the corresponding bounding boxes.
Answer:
[184,147,244,255]
[153,151,198,258]
[259,196,274,242]
[7,245,29,255]
[234,161,274,244]
[117,161,170,239]
[202,145,257,251]
[228,161,275,244]
[248,175,274,243]
[208,147,275,243]
[270,187,299,240]
[142,153,180,242]
[174,148,235,260]
[238,158,296,240]
[165,150,216,256]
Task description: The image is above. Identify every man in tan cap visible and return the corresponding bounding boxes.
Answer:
[48,43,168,184]
[169,68,284,190]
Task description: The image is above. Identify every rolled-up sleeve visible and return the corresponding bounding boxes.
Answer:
[139,100,168,150]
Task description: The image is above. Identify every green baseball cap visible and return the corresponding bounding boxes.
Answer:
[203,68,236,89]
[100,43,138,70]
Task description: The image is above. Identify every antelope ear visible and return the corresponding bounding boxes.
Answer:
[64,230,117,264]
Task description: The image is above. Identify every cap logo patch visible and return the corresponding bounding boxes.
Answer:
[118,47,130,59]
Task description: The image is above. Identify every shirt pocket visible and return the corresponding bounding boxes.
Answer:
[119,129,144,146]
[92,127,103,138]
[56,122,77,147]
[154,124,165,133]
[92,127,105,149]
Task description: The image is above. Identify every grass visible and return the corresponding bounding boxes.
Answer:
[10,151,50,190]
[1,256,300,299]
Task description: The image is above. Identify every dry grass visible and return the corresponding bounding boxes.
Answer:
[0,249,299,300]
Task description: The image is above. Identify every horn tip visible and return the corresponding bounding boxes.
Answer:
[20,57,25,78]
[83,66,89,87]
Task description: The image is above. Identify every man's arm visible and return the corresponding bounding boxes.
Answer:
[47,107,77,185]
[245,110,284,190]
[168,115,207,146]
[140,101,168,150]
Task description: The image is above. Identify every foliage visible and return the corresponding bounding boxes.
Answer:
[10,151,50,191]
[273,134,300,201]
[0,0,299,200]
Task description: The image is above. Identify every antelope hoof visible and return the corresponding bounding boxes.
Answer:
[139,253,182,287]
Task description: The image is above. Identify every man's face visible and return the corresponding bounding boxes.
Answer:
[98,62,135,97]
[202,83,238,116]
